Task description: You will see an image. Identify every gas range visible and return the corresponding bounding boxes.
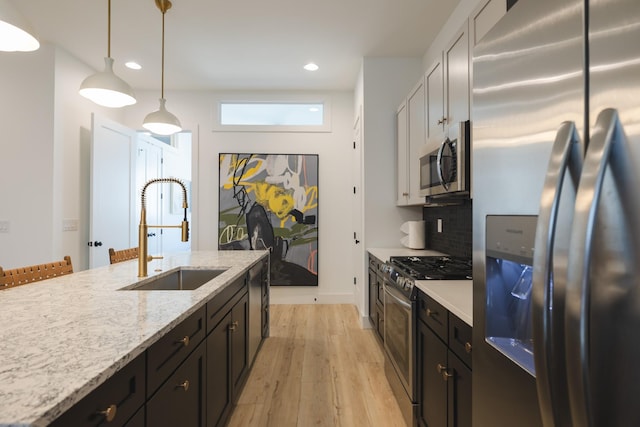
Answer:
[381,255,472,300]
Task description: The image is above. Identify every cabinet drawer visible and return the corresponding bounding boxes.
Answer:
[448,313,472,368]
[50,353,145,427]
[124,406,145,427]
[147,342,206,427]
[417,292,448,342]
[207,276,246,333]
[147,306,206,397]
[368,255,380,270]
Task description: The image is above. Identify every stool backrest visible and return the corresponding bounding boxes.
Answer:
[0,256,73,289]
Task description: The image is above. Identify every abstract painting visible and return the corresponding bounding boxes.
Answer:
[218,153,318,286]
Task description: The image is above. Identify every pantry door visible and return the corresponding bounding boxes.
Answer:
[89,114,137,268]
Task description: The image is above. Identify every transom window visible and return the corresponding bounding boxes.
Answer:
[220,102,324,126]
[213,96,331,132]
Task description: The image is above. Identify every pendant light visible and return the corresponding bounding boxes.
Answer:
[143,0,182,136]
[0,0,39,52]
[79,0,136,108]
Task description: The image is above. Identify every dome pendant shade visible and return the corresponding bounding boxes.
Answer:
[143,98,182,135]
[0,0,40,52]
[79,57,136,108]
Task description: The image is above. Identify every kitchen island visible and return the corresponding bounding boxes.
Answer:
[0,250,268,427]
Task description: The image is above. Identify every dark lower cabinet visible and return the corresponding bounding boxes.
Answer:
[207,310,231,427]
[447,349,472,427]
[417,291,472,427]
[368,254,384,342]
[50,353,146,427]
[419,321,448,427]
[261,259,270,339]
[125,407,145,427]
[230,292,249,401]
[147,342,206,427]
[50,261,268,427]
[206,289,250,427]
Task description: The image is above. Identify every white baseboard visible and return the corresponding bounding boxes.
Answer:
[269,287,355,305]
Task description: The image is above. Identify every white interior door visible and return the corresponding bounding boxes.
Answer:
[89,114,137,268]
[352,113,365,317]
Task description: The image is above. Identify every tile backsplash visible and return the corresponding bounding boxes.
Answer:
[422,200,472,258]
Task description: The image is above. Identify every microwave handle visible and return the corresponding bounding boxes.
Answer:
[436,138,449,190]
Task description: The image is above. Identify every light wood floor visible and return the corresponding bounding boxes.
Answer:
[227,304,406,427]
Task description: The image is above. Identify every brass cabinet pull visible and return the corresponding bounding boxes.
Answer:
[229,321,239,332]
[176,380,190,391]
[99,404,117,422]
[437,363,453,381]
[465,342,472,353]
[176,336,190,347]
[437,117,448,125]
[426,308,438,317]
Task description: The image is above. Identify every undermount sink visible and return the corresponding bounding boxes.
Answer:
[122,268,229,291]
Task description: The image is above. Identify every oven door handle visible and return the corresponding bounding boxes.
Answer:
[384,285,412,309]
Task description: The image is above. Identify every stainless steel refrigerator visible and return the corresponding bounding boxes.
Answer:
[472,0,640,425]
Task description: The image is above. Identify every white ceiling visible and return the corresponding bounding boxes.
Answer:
[13,0,459,91]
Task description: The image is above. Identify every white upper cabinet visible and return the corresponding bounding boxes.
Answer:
[426,56,445,142]
[445,20,471,132]
[425,20,470,144]
[471,0,507,47]
[396,77,426,206]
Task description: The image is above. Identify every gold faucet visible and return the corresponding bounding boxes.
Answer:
[139,177,189,277]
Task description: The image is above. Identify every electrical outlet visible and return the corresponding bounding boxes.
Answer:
[437,218,443,233]
[0,220,9,233]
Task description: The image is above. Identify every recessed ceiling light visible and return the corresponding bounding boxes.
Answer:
[125,61,142,70]
[304,63,319,71]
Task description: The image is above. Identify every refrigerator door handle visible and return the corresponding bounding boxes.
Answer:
[565,108,640,427]
[532,121,582,427]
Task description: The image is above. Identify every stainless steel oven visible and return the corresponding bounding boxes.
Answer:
[384,283,416,427]
[419,120,471,198]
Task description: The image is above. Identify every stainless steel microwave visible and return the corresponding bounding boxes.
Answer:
[419,120,471,198]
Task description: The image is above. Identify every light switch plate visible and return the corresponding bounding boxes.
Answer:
[63,219,79,231]
[0,220,9,233]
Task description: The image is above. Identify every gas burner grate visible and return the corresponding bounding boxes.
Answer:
[390,256,472,280]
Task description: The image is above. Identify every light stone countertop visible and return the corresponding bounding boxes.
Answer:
[414,280,473,326]
[0,250,268,427]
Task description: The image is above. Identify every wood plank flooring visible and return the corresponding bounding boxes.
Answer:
[228,304,406,427]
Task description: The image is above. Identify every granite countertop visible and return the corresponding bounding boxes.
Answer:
[0,250,268,427]
[367,247,472,327]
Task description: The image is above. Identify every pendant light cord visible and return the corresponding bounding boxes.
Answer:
[161,9,165,99]
[107,0,111,57]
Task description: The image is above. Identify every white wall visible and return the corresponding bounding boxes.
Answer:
[361,57,425,250]
[123,90,356,304]
[0,44,124,270]
[0,46,55,269]
[353,57,427,324]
